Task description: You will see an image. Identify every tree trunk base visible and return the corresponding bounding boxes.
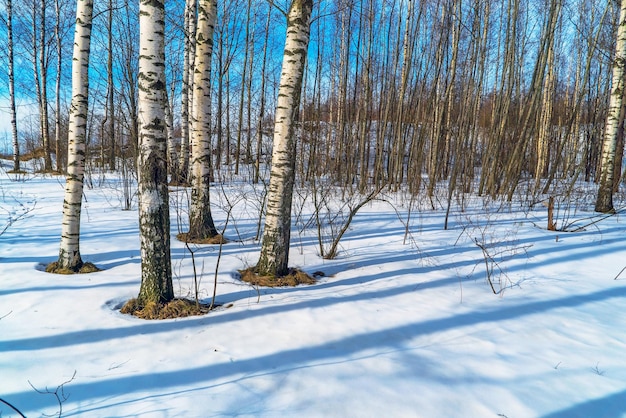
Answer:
[120,297,220,320]
[239,267,318,287]
[45,261,100,274]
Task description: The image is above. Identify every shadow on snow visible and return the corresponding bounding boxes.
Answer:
[3,284,626,415]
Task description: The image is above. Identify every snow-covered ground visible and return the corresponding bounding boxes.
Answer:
[1,164,626,417]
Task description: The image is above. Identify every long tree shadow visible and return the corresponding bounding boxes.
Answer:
[3,210,620,321]
[3,284,626,414]
[0,280,139,297]
[6,262,626,354]
[541,388,626,418]
[298,224,620,295]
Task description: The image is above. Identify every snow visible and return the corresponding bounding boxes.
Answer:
[1,167,626,417]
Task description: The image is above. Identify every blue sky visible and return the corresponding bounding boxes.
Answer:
[0,99,12,134]
[0,100,13,154]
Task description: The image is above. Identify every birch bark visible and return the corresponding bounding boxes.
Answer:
[137,0,173,305]
[57,0,93,271]
[256,0,313,278]
[595,0,626,213]
[7,0,20,173]
[186,0,218,240]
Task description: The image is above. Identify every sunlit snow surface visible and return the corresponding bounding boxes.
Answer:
[1,166,626,417]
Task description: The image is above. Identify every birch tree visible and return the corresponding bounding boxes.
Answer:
[256,0,313,278]
[53,0,93,272]
[184,0,218,241]
[136,0,174,305]
[595,0,626,213]
[6,0,20,173]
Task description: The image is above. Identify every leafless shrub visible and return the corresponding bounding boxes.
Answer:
[0,194,36,237]
[307,178,384,259]
[460,202,532,295]
[28,371,77,418]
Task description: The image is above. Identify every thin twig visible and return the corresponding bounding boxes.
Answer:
[568,206,626,233]
[614,265,626,280]
[0,397,26,418]
[29,370,77,418]
[475,238,497,294]
[210,183,234,311]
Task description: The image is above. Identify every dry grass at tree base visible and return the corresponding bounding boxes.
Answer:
[45,261,101,275]
[120,298,214,320]
[176,232,227,245]
[239,267,318,287]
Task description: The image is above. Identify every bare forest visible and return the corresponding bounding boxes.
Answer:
[0,0,622,199]
[2,0,625,304]
[2,1,626,415]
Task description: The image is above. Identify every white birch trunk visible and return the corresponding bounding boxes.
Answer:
[595,0,626,213]
[256,0,313,277]
[187,0,218,240]
[7,0,20,173]
[137,0,173,305]
[57,0,93,271]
